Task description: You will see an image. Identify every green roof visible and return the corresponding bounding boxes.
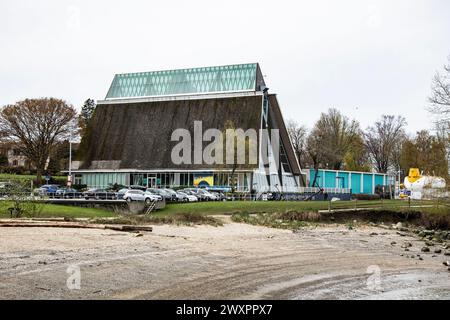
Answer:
[105,63,264,99]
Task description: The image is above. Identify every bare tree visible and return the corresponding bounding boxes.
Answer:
[304,109,361,187]
[305,130,325,187]
[286,119,308,168]
[0,98,77,182]
[428,56,450,127]
[364,115,407,173]
[309,108,361,170]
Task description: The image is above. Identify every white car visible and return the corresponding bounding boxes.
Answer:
[123,190,161,203]
[177,191,198,202]
[144,191,163,202]
[198,189,218,201]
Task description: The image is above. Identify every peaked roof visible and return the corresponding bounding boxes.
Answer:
[105,63,265,100]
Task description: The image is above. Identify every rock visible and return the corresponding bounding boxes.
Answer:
[134,233,143,237]
[404,248,409,252]
[421,247,430,252]
[444,251,450,256]
[443,261,450,266]
[448,267,450,272]
[38,261,47,265]
[391,241,397,245]
[397,232,406,237]
[419,257,424,261]
[425,241,434,247]
[434,248,442,254]
[432,237,443,243]
[370,232,378,236]
[394,222,403,229]
[401,242,412,248]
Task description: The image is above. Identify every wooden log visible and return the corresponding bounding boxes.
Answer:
[0,221,152,232]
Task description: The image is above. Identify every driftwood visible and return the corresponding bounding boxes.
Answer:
[0,220,152,232]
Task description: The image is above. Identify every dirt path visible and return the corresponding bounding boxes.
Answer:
[0,220,449,299]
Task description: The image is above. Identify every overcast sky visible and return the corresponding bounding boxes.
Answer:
[1,0,449,134]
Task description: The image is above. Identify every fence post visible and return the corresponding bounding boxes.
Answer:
[328,200,331,213]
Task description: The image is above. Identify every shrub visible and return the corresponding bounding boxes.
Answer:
[352,194,381,201]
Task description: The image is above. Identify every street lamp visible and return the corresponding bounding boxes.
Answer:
[67,121,75,187]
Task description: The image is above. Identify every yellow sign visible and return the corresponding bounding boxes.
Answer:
[193,174,214,187]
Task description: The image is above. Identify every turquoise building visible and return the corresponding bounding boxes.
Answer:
[307,169,388,195]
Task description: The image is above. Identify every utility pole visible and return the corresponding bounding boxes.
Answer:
[68,121,74,187]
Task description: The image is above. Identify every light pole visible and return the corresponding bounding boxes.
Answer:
[68,121,74,187]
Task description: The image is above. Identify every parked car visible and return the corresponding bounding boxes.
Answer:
[54,187,80,199]
[123,189,161,204]
[162,188,179,202]
[115,188,131,200]
[36,184,60,197]
[144,191,163,202]
[210,191,226,201]
[146,188,172,201]
[129,185,147,191]
[83,188,115,200]
[181,188,207,201]
[192,188,218,201]
[177,191,198,202]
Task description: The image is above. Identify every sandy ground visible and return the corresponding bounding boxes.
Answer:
[0,218,449,300]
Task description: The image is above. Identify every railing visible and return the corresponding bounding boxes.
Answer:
[298,187,352,194]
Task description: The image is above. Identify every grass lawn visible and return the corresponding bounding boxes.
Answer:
[154,199,441,216]
[0,199,446,220]
[0,173,67,183]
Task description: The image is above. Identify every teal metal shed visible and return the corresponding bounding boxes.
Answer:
[308,169,388,195]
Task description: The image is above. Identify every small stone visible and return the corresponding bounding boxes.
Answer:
[418,279,422,282]
[401,242,412,248]
[391,241,397,245]
[421,247,430,252]
[397,232,406,237]
[425,241,434,247]
[394,222,403,229]
[135,233,143,237]
[419,257,423,261]
[443,261,450,266]
[370,232,378,236]
[404,248,409,252]
[434,248,442,254]
[444,251,450,256]
[38,261,47,265]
